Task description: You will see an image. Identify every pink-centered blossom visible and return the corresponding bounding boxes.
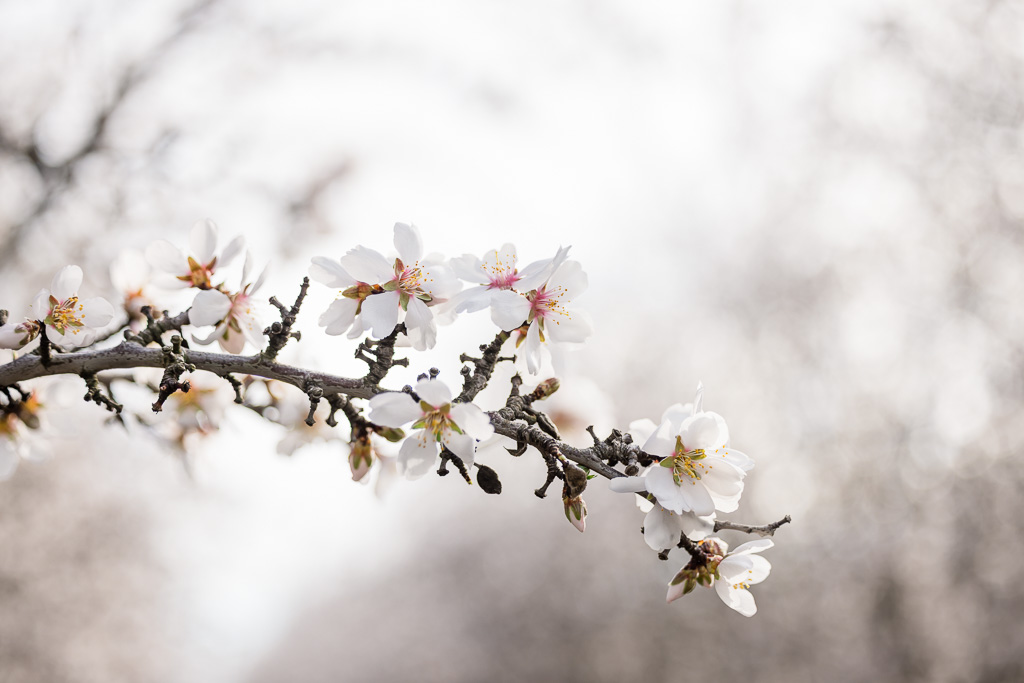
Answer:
[189,252,268,354]
[310,223,461,351]
[490,259,592,374]
[448,244,569,324]
[368,378,493,479]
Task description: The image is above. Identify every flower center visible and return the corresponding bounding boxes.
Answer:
[46,296,85,335]
[414,403,462,441]
[178,256,216,289]
[526,284,571,325]
[660,436,712,485]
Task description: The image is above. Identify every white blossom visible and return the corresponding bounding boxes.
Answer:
[9,266,116,350]
[368,378,493,479]
[309,223,461,350]
[189,252,268,354]
[146,218,245,290]
[490,259,592,374]
[448,244,569,324]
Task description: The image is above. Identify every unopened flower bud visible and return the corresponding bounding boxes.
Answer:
[348,436,374,482]
[531,378,560,400]
[563,494,588,533]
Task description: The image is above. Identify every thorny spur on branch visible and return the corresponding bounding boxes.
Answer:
[0,220,790,614]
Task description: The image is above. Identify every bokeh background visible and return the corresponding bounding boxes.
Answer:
[3,0,1024,681]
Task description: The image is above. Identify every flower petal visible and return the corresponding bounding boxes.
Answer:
[405,297,436,351]
[545,307,591,344]
[146,240,187,275]
[679,412,729,451]
[642,418,677,458]
[490,290,531,331]
[644,467,685,514]
[449,403,493,440]
[189,290,233,326]
[716,581,757,616]
[190,219,218,263]
[609,476,648,494]
[360,290,401,338]
[369,392,423,427]
[393,222,423,265]
[319,298,358,336]
[729,538,775,557]
[341,246,393,284]
[309,256,355,288]
[449,253,490,284]
[78,297,115,328]
[415,378,452,407]
[644,507,680,551]
[50,265,83,301]
[399,433,438,479]
[442,431,475,467]
[220,235,246,269]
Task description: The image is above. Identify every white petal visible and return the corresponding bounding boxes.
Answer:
[449,253,490,284]
[405,297,436,350]
[360,290,400,338]
[399,434,439,479]
[340,246,393,283]
[644,507,680,551]
[628,418,659,446]
[449,403,494,440]
[192,321,229,346]
[679,412,729,451]
[240,250,253,289]
[50,265,83,301]
[661,403,695,434]
[546,259,588,300]
[250,263,269,294]
[678,512,715,541]
[219,235,245,269]
[642,418,677,458]
[516,245,570,292]
[0,324,28,350]
[729,538,775,556]
[716,582,757,616]
[78,297,115,328]
[442,431,475,467]
[393,222,423,265]
[713,447,755,472]
[545,307,591,344]
[29,289,50,317]
[609,476,648,494]
[190,219,218,263]
[523,321,542,375]
[419,263,462,300]
[368,392,423,427]
[319,298,358,335]
[415,379,452,407]
[644,467,685,514]
[238,310,265,349]
[309,256,355,288]
[219,327,247,354]
[449,287,493,314]
[189,290,233,326]
[146,240,187,275]
[490,290,531,331]
[677,478,716,516]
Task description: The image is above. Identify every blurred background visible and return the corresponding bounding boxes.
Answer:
[3,0,1024,681]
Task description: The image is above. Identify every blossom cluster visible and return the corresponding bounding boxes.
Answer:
[0,219,781,616]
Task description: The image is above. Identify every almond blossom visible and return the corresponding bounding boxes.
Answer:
[110,248,158,323]
[611,386,754,517]
[490,259,592,374]
[448,244,569,323]
[0,266,116,350]
[368,378,493,479]
[666,537,773,616]
[189,252,268,354]
[146,218,245,290]
[309,223,461,351]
